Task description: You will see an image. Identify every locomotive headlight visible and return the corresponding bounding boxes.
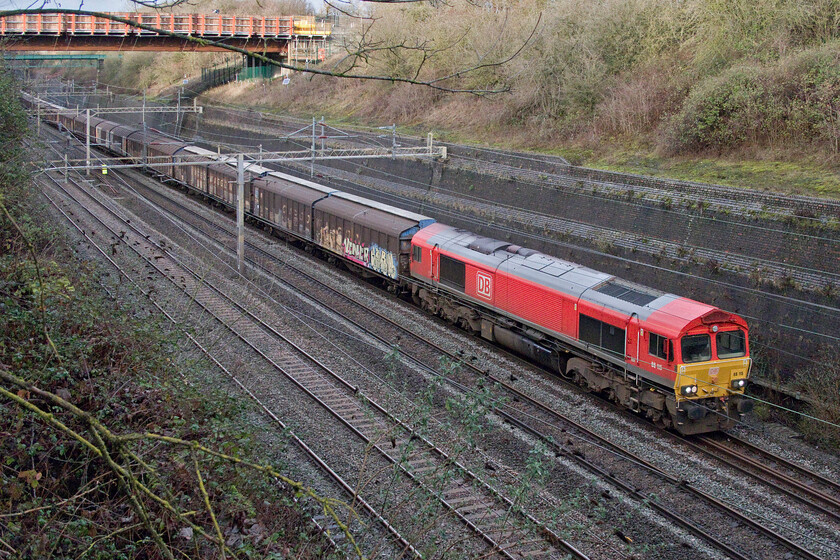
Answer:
[731,379,747,389]
[681,385,698,396]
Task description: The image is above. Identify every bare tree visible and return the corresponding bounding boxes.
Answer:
[1,0,540,94]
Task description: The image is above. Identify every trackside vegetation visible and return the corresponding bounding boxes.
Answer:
[0,68,343,559]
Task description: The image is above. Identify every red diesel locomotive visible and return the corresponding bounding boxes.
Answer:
[407,225,752,435]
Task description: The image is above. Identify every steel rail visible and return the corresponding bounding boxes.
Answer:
[112,164,607,559]
[195,99,840,221]
[723,434,840,494]
[37,179,356,556]
[695,435,840,519]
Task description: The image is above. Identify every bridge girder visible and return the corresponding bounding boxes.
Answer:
[1,36,291,53]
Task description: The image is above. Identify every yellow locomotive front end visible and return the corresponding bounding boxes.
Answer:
[670,324,753,434]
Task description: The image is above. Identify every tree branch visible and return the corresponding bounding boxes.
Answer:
[0,199,62,364]
[193,453,225,559]
[0,368,365,557]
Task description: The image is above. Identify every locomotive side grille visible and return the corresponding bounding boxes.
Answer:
[579,314,625,357]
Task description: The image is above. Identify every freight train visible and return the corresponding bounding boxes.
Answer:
[24,92,753,435]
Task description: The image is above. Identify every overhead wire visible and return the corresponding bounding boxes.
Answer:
[36,120,639,551]
[288,159,840,331]
[162,108,840,312]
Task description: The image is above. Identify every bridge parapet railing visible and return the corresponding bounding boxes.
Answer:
[0,13,329,38]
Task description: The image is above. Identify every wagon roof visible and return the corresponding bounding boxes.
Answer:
[265,169,342,196]
[181,145,219,158]
[125,129,153,142]
[208,162,237,177]
[80,116,108,128]
[314,195,423,237]
[96,121,122,134]
[331,191,434,226]
[148,138,190,156]
[253,175,331,205]
[109,124,139,138]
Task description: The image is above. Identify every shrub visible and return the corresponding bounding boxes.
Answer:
[664,41,840,154]
[792,346,840,447]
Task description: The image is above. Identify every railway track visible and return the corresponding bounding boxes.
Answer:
[448,155,840,224]
[36,114,840,559]
[694,434,840,521]
[43,88,840,226]
[41,91,840,295]
[191,101,840,224]
[37,135,589,560]
[37,171,417,559]
[90,142,837,560]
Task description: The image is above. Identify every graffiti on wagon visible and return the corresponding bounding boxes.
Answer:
[343,237,398,280]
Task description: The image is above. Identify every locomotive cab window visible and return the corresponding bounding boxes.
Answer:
[412,245,422,263]
[717,329,746,359]
[439,254,465,292]
[681,334,711,363]
[649,332,671,361]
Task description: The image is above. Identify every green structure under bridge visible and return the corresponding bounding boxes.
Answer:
[200,56,277,87]
[2,53,108,70]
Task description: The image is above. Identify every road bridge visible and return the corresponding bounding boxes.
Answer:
[0,12,330,60]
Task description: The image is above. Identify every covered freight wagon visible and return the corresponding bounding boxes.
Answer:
[250,174,333,239]
[312,192,434,280]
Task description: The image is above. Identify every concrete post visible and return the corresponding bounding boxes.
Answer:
[237,154,245,272]
[176,89,181,135]
[310,116,316,177]
[64,153,69,184]
[85,109,91,176]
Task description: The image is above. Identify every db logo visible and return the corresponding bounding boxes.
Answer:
[476,271,493,300]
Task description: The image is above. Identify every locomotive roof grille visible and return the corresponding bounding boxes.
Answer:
[467,237,511,255]
[594,279,661,306]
